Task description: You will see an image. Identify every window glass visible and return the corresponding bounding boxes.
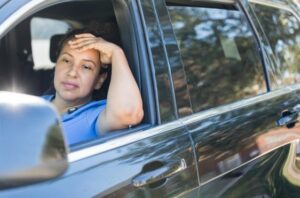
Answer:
[250,3,300,86]
[31,17,70,70]
[167,6,266,113]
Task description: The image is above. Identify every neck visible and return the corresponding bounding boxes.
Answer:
[52,94,91,114]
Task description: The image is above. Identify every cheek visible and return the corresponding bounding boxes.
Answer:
[53,68,61,88]
[54,67,62,81]
[55,63,69,76]
[81,73,99,88]
[53,65,67,85]
[54,67,59,80]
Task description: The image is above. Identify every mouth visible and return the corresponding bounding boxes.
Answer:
[62,82,79,90]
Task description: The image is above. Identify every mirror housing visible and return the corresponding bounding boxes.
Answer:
[0,92,68,189]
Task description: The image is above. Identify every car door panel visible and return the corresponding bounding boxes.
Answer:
[0,125,198,197]
[185,85,300,196]
[197,143,295,197]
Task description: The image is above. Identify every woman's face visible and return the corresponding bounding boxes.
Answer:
[54,43,102,104]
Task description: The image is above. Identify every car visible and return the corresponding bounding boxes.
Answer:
[1,0,300,197]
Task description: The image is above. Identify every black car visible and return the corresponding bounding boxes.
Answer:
[1,0,300,197]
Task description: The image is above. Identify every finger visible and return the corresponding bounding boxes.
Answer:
[69,37,95,45]
[75,42,99,52]
[69,39,97,49]
[69,37,106,46]
[74,33,96,38]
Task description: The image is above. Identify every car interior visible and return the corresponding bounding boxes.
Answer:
[0,0,155,149]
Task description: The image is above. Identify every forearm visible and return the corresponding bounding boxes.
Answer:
[105,48,144,129]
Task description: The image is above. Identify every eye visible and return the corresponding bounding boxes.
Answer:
[62,58,70,63]
[83,64,92,70]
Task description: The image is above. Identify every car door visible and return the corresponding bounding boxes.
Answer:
[1,126,197,198]
[162,0,300,197]
[0,0,198,197]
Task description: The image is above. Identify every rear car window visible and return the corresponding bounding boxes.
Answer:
[31,17,70,70]
[167,5,266,113]
[250,2,300,87]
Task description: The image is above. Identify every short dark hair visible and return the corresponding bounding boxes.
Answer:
[56,22,121,62]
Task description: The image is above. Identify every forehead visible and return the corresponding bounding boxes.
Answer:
[60,44,101,65]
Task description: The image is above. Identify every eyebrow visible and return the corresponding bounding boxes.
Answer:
[61,52,73,57]
[61,52,97,66]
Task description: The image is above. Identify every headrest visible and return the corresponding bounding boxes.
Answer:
[50,34,64,62]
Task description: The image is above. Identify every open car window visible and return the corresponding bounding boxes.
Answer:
[0,0,154,149]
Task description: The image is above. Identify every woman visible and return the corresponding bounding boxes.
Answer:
[43,28,144,145]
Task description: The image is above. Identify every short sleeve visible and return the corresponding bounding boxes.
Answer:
[60,99,106,145]
[85,100,106,136]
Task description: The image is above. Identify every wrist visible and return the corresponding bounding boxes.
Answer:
[112,46,124,56]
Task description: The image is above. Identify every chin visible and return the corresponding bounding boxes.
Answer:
[59,92,79,101]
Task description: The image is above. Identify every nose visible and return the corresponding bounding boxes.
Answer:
[67,64,78,78]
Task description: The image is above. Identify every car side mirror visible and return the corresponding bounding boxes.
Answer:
[0,92,68,189]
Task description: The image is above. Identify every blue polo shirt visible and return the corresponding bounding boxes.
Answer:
[42,95,106,145]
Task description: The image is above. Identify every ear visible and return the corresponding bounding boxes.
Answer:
[94,73,108,90]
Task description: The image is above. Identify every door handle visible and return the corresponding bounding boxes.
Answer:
[132,159,187,188]
[277,110,299,128]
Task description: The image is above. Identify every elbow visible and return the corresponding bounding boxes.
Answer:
[116,103,144,126]
[132,107,144,125]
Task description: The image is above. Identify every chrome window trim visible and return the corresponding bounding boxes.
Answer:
[68,120,183,162]
[182,84,300,128]
[249,0,300,21]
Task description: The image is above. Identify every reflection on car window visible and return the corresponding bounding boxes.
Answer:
[250,3,300,86]
[167,6,266,113]
[31,17,70,70]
